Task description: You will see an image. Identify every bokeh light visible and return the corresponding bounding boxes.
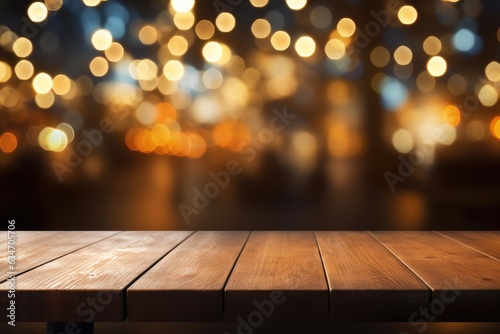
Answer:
[423,36,442,56]
[286,0,307,11]
[295,36,316,58]
[337,18,356,37]
[392,129,414,153]
[13,38,33,58]
[398,5,418,25]
[271,31,291,51]
[27,2,48,23]
[0,132,17,153]
[91,29,113,51]
[490,117,500,139]
[394,46,412,66]
[427,56,447,77]
[32,72,53,94]
[251,19,271,39]
[202,42,223,63]
[14,60,34,80]
[216,13,236,33]
[89,57,109,77]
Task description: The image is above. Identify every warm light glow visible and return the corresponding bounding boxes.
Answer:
[370,46,390,67]
[46,128,68,151]
[91,29,113,51]
[251,19,271,39]
[478,85,498,107]
[138,26,158,45]
[202,68,223,89]
[35,92,55,109]
[423,36,441,56]
[133,59,158,81]
[195,20,215,40]
[0,132,17,153]
[271,31,291,51]
[171,0,195,13]
[33,72,53,94]
[485,61,500,82]
[398,5,418,25]
[216,13,236,33]
[45,0,63,11]
[0,62,12,83]
[292,131,317,160]
[105,42,124,62]
[57,123,75,143]
[392,129,414,153]
[13,37,33,58]
[168,35,189,56]
[337,18,356,37]
[325,39,345,60]
[89,57,109,77]
[427,56,447,77]
[443,105,461,127]
[163,60,184,81]
[491,117,500,139]
[83,0,101,7]
[295,36,316,58]
[28,2,48,23]
[14,60,34,80]
[286,0,307,11]
[52,74,71,96]
[174,12,195,30]
[202,42,223,63]
[250,0,268,7]
[437,124,457,145]
[213,121,251,150]
[394,46,412,66]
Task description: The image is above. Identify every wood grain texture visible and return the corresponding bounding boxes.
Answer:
[438,231,500,261]
[0,231,119,281]
[0,231,192,322]
[127,231,249,321]
[372,231,500,321]
[224,231,328,321]
[315,231,430,321]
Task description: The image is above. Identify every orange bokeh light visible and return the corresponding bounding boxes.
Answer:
[213,121,251,150]
[443,105,461,127]
[0,132,17,153]
[490,116,500,139]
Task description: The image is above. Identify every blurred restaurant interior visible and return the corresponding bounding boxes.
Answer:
[0,0,500,231]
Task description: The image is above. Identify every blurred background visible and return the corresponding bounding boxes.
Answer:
[0,0,500,231]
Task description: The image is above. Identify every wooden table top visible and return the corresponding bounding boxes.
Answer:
[1,231,499,322]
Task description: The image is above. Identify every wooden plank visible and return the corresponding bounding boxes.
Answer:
[224,231,328,321]
[315,231,430,321]
[0,231,119,281]
[372,231,500,321]
[0,231,192,322]
[439,231,500,261]
[127,231,249,321]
